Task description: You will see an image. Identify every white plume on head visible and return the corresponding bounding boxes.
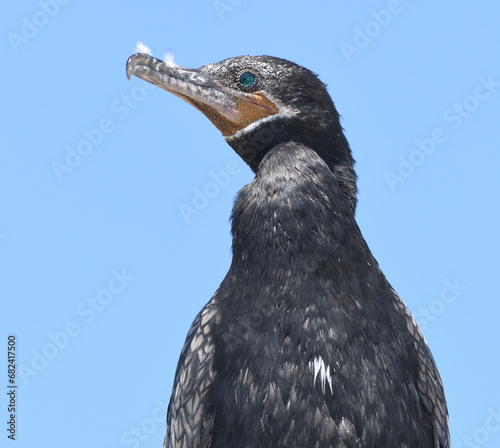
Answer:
[163,49,177,67]
[135,41,152,55]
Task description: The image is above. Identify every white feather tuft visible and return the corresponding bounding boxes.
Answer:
[163,49,177,67]
[308,356,333,394]
[135,41,152,55]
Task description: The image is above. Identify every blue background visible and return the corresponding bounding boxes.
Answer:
[2,1,500,447]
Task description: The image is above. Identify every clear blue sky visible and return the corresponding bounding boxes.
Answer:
[2,1,500,447]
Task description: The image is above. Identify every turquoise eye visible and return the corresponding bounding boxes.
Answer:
[239,71,256,88]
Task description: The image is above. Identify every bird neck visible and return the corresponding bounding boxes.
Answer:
[229,142,360,278]
[226,116,358,212]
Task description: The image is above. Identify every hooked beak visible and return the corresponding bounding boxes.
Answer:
[126,53,278,136]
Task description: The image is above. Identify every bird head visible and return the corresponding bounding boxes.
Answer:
[126,53,357,210]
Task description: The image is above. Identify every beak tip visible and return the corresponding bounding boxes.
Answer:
[126,52,152,82]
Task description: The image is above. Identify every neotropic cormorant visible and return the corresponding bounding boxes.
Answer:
[126,50,450,448]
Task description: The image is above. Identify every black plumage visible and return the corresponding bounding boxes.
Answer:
[126,53,450,448]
